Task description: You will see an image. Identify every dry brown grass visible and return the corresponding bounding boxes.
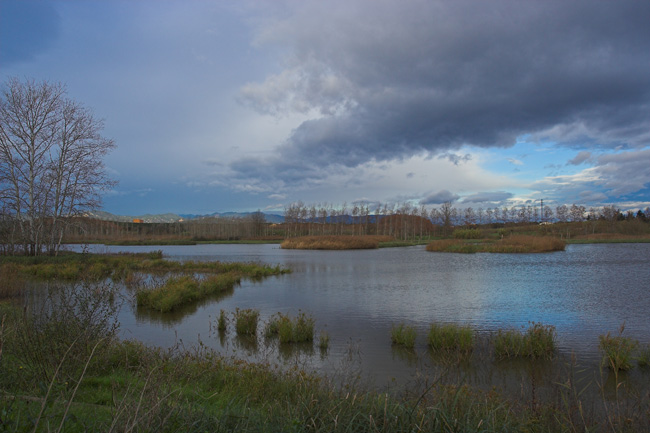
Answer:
[281,235,393,250]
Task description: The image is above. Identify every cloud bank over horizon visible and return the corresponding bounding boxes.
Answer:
[2,0,649,214]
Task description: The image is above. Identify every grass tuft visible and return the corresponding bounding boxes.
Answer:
[265,312,315,343]
[217,309,227,332]
[391,323,417,349]
[234,308,259,336]
[493,322,556,359]
[427,322,474,355]
[318,330,330,350]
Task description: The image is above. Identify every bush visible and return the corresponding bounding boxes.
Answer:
[391,323,416,349]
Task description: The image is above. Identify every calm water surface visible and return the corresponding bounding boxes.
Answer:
[71,243,650,388]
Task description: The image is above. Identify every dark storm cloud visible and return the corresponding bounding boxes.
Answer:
[0,1,60,65]
[420,190,460,205]
[235,0,650,183]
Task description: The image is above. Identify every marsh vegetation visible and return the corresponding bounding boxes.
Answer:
[2,285,650,432]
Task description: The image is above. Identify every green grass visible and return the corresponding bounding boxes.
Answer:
[391,323,417,349]
[453,228,482,239]
[493,322,556,360]
[427,322,474,355]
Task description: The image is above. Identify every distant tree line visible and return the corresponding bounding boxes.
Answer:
[281,201,650,239]
[56,211,275,244]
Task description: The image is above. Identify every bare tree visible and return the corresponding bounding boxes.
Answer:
[0,77,115,255]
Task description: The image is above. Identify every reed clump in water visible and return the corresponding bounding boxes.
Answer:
[281,235,394,250]
[598,324,639,371]
[493,322,557,359]
[265,312,315,343]
[427,322,474,356]
[234,308,260,336]
[391,323,417,349]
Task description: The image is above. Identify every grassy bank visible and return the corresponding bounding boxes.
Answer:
[136,273,242,313]
[426,235,566,253]
[281,235,395,250]
[0,252,289,283]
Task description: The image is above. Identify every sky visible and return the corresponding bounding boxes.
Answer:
[1,0,649,216]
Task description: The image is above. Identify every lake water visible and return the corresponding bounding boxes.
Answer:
[69,243,650,390]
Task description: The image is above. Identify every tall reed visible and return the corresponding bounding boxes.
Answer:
[598,325,638,371]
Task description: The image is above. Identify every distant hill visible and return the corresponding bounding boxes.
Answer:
[86,210,285,223]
